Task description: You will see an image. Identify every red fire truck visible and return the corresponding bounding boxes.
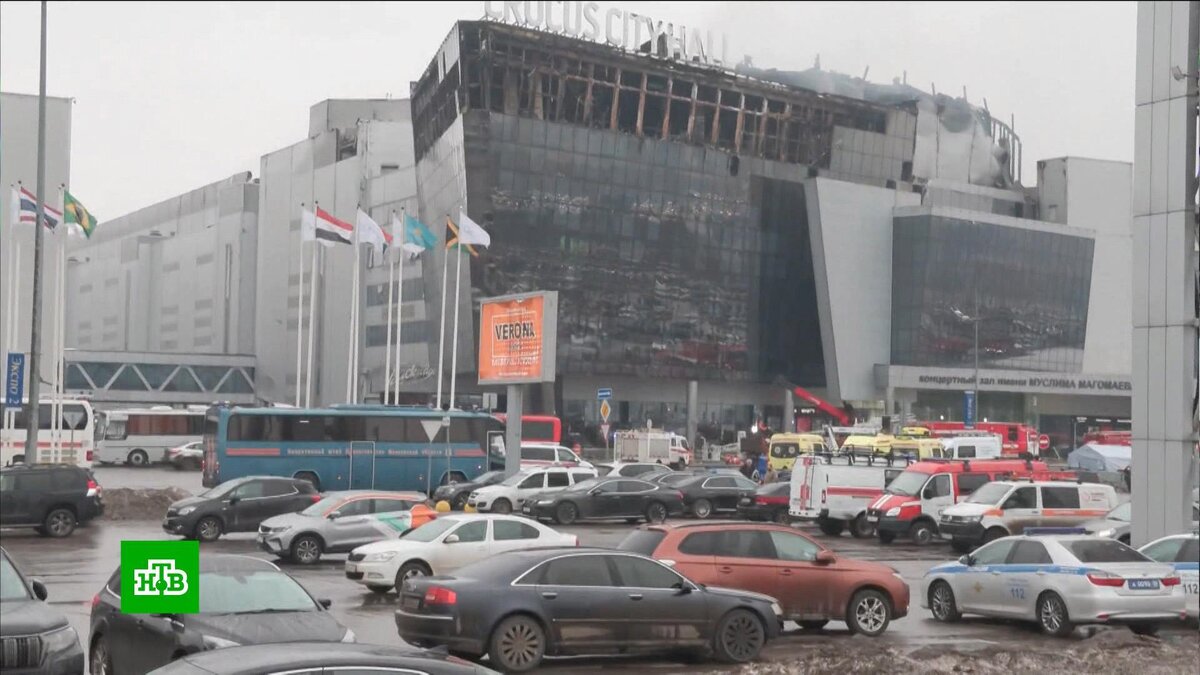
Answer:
[921,420,1040,456]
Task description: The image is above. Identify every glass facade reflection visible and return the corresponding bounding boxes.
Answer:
[891,214,1094,372]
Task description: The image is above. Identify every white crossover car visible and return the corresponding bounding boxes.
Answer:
[921,530,1186,636]
[1139,531,1199,619]
[344,513,577,593]
[467,466,596,514]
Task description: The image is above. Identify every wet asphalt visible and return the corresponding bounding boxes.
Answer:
[2,466,1193,673]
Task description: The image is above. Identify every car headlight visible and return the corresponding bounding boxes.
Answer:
[885,507,901,517]
[177,506,195,516]
[1095,528,1114,539]
[537,500,555,505]
[341,628,357,643]
[363,551,397,562]
[770,602,783,616]
[42,625,78,654]
[202,635,241,650]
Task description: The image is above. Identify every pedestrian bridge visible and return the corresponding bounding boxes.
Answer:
[64,349,256,407]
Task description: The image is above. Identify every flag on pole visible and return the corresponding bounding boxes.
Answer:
[445,210,490,256]
[12,186,62,230]
[314,207,353,245]
[356,208,389,256]
[63,190,98,238]
[395,212,437,257]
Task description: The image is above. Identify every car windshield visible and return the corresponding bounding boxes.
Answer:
[199,481,241,499]
[0,554,31,601]
[300,496,342,516]
[885,471,930,497]
[1066,539,1150,563]
[965,483,1012,505]
[402,518,458,542]
[617,530,666,555]
[200,570,318,613]
[500,470,534,487]
[474,471,505,485]
[1107,501,1132,522]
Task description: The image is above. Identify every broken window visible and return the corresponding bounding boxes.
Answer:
[590,84,614,129]
[643,93,666,138]
[616,86,640,134]
[561,78,588,125]
[668,99,691,140]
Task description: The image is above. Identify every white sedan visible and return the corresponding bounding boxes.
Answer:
[1139,532,1199,619]
[344,513,577,594]
[921,532,1185,636]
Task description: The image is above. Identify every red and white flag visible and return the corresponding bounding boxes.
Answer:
[11,185,63,230]
[313,207,352,245]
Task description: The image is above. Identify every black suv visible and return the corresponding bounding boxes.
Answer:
[163,475,319,542]
[0,546,85,674]
[0,464,103,537]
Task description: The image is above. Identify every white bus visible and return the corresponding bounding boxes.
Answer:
[0,398,96,468]
[96,407,207,466]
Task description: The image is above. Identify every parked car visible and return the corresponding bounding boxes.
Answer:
[518,443,593,469]
[0,546,85,674]
[467,466,596,514]
[163,475,320,542]
[651,471,697,487]
[595,462,673,479]
[938,480,1120,552]
[166,441,203,471]
[619,521,908,636]
[257,490,434,564]
[0,463,103,537]
[1139,532,1199,621]
[89,554,353,675]
[431,470,506,510]
[675,473,759,519]
[394,548,782,672]
[346,514,577,594]
[523,476,686,525]
[736,482,791,523]
[1082,501,1133,544]
[147,643,496,675]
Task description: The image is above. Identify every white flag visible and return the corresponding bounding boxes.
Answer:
[457,208,491,248]
[300,207,316,242]
[356,208,388,256]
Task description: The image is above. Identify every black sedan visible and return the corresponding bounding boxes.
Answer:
[1,546,84,674]
[89,554,352,675]
[431,470,505,510]
[675,473,760,519]
[162,475,319,542]
[735,482,791,523]
[147,643,495,675]
[522,477,686,524]
[395,548,782,672]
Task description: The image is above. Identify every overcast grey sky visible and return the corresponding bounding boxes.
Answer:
[0,1,1136,219]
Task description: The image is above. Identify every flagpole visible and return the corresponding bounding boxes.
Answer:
[435,219,450,410]
[448,245,464,410]
[294,226,305,407]
[393,233,405,406]
[384,235,395,405]
[346,208,361,404]
[24,0,50,460]
[54,230,64,457]
[305,241,319,407]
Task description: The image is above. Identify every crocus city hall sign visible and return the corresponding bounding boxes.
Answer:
[484,1,730,66]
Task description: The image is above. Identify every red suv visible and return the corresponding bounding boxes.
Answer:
[618,521,909,636]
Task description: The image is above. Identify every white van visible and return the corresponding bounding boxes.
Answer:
[789,454,914,538]
[933,435,1002,460]
[938,479,1119,551]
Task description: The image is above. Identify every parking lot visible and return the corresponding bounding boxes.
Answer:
[2,466,1197,673]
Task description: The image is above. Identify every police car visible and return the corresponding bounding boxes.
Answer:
[1138,531,1199,619]
[920,528,1186,636]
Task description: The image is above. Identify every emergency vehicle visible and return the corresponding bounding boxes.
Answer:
[922,420,1040,456]
[938,480,1119,552]
[1138,532,1199,619]
[766,433,827,472]
[790,454,916,538]
[890,427,944,459]
[866,459,1073,545]
[930,433,1003,460]
[922,530,1185,637]
[613,429,693,467]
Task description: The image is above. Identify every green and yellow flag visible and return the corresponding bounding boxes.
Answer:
[64,190,98,238]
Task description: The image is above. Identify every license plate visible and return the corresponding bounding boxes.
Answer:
[739,497,751,504]
[345,564,357,573]
[1128,579,1160,590]
[868,515,879,523]
[402,596,421,610]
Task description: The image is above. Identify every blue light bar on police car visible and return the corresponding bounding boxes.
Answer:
[1023,527,1088,536]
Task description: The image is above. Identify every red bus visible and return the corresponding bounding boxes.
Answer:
[492,414,562,444]
[921,420,1039,456]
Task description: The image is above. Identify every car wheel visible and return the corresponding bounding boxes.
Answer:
[489,614,546,673]
[878,530,896,544]
[799,620,829,631]
[950,540,973,554]
[367,584,392,594]
[712,608,766,663]
[127,449,149,466]
[645,501,668,524]
[849,513,874,538]
[194,517,222,543]
[846,589,891,637]
[90,635,113,675]
[1036,592,1074,637]
[818,517,845,537]
[555,502,578,525]
[492,498,513,514]
[396,561,432,588]
[43,508,76,538]
[982,527,1008,544]
[909,521,935,546]
[290,535,322,565]
[1129,622,1160,637]
[929,581,961,622]
[692,498,713,519]
[293,472,321,492]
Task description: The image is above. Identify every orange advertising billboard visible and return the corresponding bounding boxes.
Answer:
[478,291,558,384]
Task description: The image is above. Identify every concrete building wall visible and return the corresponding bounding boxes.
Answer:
[0,92,73,388]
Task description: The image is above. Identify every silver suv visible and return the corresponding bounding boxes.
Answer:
[257,490,431,564]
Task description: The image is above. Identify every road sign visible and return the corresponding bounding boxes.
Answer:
[1039,434,1051,451]
[597,387,612,400]
[599,423,610,439]
[421,419,443,442]
[963,390,976,429]
[5,353,25,407]
[599,399,611,422]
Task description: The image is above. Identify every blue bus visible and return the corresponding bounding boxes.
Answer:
[201,405,505,493]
